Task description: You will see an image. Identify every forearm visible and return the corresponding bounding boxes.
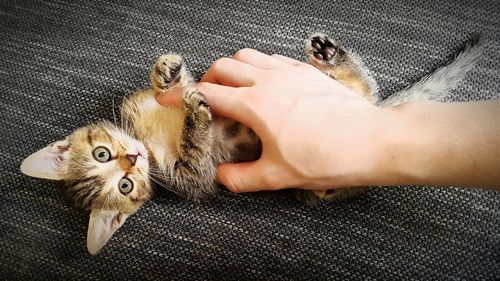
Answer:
[370,100,500,190]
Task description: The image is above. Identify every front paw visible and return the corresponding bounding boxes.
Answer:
[150,54,191,91]
[306,33,346,65]
[183,89,211,123]
[174,89,215,190]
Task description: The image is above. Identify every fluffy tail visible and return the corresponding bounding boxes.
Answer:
[377,36,483,107]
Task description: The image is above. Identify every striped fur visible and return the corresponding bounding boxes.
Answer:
[20,33,483,253]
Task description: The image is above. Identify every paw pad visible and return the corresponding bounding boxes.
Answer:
[311,36,339,61]
[169,63,182,79]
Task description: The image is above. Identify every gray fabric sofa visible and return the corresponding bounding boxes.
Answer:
[1,0,499,279]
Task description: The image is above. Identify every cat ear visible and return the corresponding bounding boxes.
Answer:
[20,139,70,180]
[87,209,129,255]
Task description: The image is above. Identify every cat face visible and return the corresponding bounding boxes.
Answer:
[21,121,152,255]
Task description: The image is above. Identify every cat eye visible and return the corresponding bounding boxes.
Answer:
[92,146,111,163]
[118,177,133,195]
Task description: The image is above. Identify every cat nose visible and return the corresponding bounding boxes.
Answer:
[126,154,138,166]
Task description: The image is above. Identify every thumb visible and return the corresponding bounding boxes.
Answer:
[217,161,270,193]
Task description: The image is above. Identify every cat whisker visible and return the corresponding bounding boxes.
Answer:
[148,174,181,196]
[147,170,175,181]
[111,95,118,126]
[143,196,159,208]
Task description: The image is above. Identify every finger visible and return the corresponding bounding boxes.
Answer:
[200,57,258,87]
[233,48,286,69]
[217,161,269,193]
[155,87,184,107]
[271,54,304,66]
[197,82,256,128]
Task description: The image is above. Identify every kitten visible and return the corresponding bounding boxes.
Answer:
[20,33,482,254]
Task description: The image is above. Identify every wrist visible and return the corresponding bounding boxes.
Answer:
[356,104,419,187]
[330,105,399,188]
[363,101,447,187]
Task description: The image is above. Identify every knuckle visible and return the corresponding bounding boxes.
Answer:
[219,167,243,193]
[262,170,281,190]
[197,82,210,93]
[233,48,255,60]
[211,57,232,71]
[226,176,244,193]
[240,90,260,107]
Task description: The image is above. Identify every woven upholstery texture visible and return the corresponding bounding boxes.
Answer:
[1,0,499,280]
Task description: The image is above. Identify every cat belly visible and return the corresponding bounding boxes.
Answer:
[212,117,262,162]
[123,89,186,170]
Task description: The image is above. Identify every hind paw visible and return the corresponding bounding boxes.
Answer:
[306,33,346,64]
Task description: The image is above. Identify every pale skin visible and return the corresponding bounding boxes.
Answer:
[157,48,500,193]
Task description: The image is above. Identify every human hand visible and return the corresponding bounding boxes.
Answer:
[157,49,391,193]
